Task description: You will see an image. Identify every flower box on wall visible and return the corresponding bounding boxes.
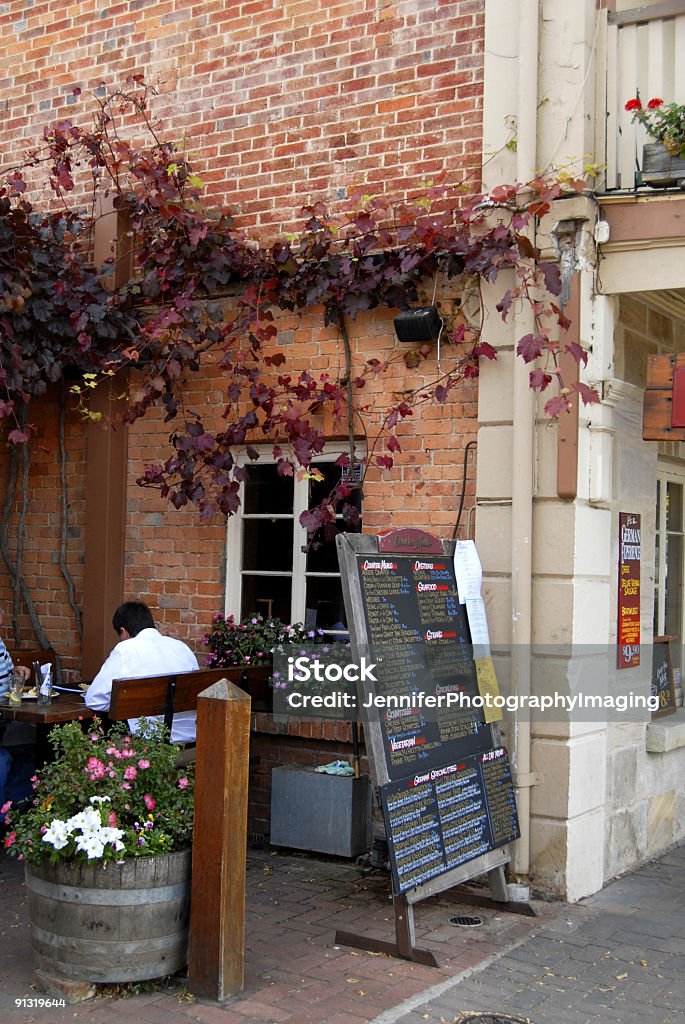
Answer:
[642,143,685,189]
[270,765,371,858]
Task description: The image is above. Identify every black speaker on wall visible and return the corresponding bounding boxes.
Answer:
[393,306,442,343]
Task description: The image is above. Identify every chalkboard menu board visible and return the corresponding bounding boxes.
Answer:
[337,530,520,899]
[381,747,520,894]
[356,552,491,779]
[651,637,677,719]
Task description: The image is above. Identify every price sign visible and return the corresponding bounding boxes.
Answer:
[618,512,641,669]
[651,637,677,719]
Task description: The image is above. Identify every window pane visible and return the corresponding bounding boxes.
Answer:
[666,482,682,534]
[304,576,348,631]
[309,463,363,510]
[306,520,363,572]
[243,519,293,572]
[665,533,683,640]
[244,464,294,514]
[242,574,292,623]
[306,465,362,572]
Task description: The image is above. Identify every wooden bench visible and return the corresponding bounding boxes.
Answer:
[108,667,232,737]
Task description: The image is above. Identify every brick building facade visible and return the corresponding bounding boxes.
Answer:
[0,2,484,838]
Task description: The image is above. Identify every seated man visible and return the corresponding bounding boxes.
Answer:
[85,601,199,743]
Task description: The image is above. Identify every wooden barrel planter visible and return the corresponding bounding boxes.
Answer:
[24,848,191,983]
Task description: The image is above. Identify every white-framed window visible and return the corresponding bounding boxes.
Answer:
[654,462,685,669]
[225,448,363,631]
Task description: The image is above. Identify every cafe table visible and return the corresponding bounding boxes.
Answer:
[0,692,94,768]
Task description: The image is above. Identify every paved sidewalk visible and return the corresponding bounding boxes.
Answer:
[380,843,685,1024]
[0,840,683,1024]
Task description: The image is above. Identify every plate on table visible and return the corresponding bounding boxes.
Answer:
[21,688,59,701]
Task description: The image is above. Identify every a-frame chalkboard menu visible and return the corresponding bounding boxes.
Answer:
[335,528,520,966]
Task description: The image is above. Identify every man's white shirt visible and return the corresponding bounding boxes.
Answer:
[85,628,199,743]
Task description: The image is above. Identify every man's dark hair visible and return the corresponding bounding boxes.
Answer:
[112,601,155,638]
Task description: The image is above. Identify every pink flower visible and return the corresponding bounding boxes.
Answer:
[138,759,150,770]
[143,794,156,811]
[178,777,190,790]
[1,800,12,814]
[625,97,642,112]
[90,733,99,742]
[123,765,137,781]
[121,783,131,791]
[647,97,664,109]
[108,812,117,827]
[85,757,106,778]
[4,831,16,848]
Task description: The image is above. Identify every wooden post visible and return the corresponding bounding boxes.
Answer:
[188,678,251,1001]
[82,199,132,677]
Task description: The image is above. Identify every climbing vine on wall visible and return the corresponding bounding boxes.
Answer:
[0,78,598,536]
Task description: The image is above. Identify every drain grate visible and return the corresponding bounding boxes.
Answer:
[454,1014,534,1024]
[449,914,484,928]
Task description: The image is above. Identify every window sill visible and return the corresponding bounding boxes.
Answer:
[646,708,685,753]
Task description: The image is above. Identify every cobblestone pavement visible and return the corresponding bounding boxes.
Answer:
[1,841,683,1024]
[377,843,685,1024]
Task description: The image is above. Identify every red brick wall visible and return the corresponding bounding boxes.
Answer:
[0,387,86,677]
[0,0,484,235]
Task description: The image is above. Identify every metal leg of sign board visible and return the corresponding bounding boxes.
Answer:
[335,892,439,967]
[450,865,537,918]
[335,849,515,966]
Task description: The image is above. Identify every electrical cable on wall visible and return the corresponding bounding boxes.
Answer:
[452,440,477,540]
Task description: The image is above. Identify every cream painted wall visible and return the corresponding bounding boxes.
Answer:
[478,0,685,900]
[603,295,685,879]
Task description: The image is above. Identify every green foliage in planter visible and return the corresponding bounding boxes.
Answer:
[626,96,685,157]
[2,718,194,864]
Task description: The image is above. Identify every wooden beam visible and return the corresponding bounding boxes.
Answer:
[609,2,685,27]
[189,678,251,1001]
[81,379,128,678]
[82,204,132,678]
[643,353,685,441]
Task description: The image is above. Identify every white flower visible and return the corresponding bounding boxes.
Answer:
[98,826,124,845]
[39,804,126,863]
[42,819,72,850]
[89,795,111,804]
[75,834,105,859]
[67,806,101,832]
